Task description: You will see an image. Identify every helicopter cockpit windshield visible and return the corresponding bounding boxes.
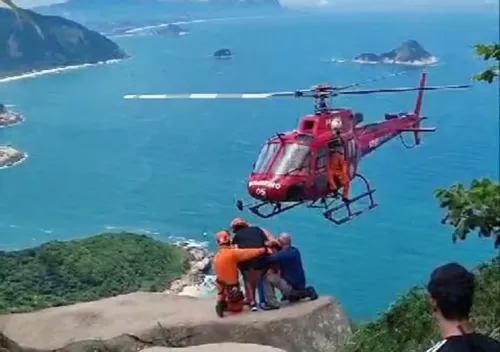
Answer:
[253,142,280,174]
[272,143,311,175]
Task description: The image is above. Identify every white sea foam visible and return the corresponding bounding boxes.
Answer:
[352,56,440,67]
[110,15,268,38]
[0,59,123,84]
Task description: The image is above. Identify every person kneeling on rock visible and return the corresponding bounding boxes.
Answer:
[263,233,318,305]
[213,230,269,318]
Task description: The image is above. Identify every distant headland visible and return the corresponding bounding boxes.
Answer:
[0,145,27,169]
[354,40,438,66]
[0,8,128,79]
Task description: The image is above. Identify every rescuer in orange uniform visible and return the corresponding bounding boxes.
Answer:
[328,137,351,203]
[213,230,268,317]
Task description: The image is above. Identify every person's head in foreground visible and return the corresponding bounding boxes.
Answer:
[216,230,231,247]
[425,262,500,352]
[278,232,292,249]
[230,217,249,232]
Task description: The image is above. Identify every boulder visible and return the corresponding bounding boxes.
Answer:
[141,343,286,352]
[0,292,351,352]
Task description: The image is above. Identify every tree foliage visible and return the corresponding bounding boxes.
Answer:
[344,258,500,352]
[473,43,500,83]
[435,178,500,248]
[0,232,190,314]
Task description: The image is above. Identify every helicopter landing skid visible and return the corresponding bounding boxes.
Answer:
[235,199,303,219]
[308,174,378,224]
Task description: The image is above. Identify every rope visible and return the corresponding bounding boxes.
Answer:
[399,133,417,149]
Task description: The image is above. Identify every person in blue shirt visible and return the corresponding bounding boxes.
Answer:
[263,233,318,304]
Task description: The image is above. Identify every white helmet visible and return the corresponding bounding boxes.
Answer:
[329,117,342,130]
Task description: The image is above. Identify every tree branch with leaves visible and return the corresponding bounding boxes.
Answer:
[435,42,500,249]
[473,43,500,83]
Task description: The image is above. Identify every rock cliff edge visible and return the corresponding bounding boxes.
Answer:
[0,292,351,352]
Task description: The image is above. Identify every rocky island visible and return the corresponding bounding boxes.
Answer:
[0,104,23,128]
[0,7,128,78]
[214,48,232,59]
[0,145,27,169]
[354,40,438,66]
[154,23,189,36]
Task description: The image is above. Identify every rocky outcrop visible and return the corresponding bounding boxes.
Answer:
[166,241,213,297]
[214,49,232,59]
[140,344,286,352]
[354,40,438,66]
[154,24,189,36]
[0,104,23,128]
[0,146,26,169]
[0,292,351,352]
[0,8,127,77]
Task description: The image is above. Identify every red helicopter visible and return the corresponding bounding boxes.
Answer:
[124,72,470,224]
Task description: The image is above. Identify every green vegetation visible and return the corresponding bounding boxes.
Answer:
[473,43,500,83]
[344,258,500,352]
[0,232,190,314]
[435,178,500,248]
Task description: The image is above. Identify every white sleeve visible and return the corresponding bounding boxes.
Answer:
[425,340,447,352]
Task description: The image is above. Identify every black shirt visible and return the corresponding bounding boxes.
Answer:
[426,333,500,352]
[232,226,267,249]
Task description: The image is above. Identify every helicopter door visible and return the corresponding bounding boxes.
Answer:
[313,147,329,193]
[344,137,360,179]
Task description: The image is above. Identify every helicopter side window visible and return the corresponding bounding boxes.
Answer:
[316,147,328,172]
[272,143,311,176]
[253,142,280,174]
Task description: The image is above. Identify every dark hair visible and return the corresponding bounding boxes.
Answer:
[427,262,476,320]
[231,223,248,232]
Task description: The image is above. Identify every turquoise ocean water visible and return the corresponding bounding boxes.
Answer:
[0,10,498,320]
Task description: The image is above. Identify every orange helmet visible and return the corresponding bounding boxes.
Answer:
[216,230,231,246]
[230,218,249,230]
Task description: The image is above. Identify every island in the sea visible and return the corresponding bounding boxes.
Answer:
[214,48,232,59]
[0,145,27,169]
[0,104,24,128]
[354,40,438,66]
[0,7,128,78]
[153,23,189,36]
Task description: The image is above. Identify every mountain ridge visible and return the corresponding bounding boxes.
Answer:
[0,8,127,78]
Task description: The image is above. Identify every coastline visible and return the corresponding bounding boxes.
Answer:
[0,59,125,84]
[166,238,215,297]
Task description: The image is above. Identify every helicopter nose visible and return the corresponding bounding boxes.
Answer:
[248,180,284,200]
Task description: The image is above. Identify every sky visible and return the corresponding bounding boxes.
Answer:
[2,0,498,12]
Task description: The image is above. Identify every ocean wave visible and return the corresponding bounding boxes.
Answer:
[352,56,440,67]
[0,59,124,84]
[326,56,439,67]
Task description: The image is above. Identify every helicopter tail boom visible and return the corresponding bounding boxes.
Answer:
[413,72,428,145]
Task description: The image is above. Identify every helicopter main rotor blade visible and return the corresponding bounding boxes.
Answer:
[336,71,407,91]
[337,84,471,95]
[123,91,298,99]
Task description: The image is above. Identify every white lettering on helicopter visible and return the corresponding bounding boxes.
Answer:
[249,180,282,189]
[368,134,391,149]
[255,188,267,197]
